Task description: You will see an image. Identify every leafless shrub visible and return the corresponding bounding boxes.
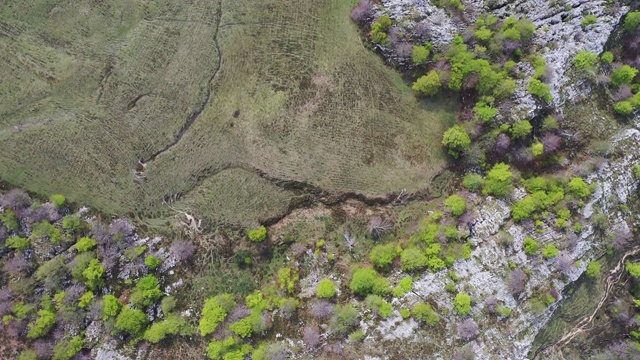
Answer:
[555,252,575,276]
[496,231,513,248]
[494,133,511,156]
[33,339,55,359]
[611,85,633,102]
[324,342,343,355]
[509,268,527,296]
[608,340,640,358]
[0,226,7,243]
[109,219,134,238]
[612,228,633,252]
[503,39,521,54]
[452,344,475,360]
[511,147,533,167]
[564,232,578,250]
[56,306,85,332]
[413,22,430,40]
[395,42,413,60]
[350,0,374,24]
[459,211,475,229]
[549,287,560,301]
[0,189,31,210]
[227,305,251,324]
[457,319,479,341]
[264,343,288,360]
[388,26,404,46]
[484,296,498,314]
[3,253,31,275]
[279,298,298,319]
[5,318,25,338]
[171,240,196,262]
[291,243,307,258]
[0,288,14,316]
[91,221,111,246]
[462,72,480,90]
[611,299,631,324]
[343,232,356,251]
[64,284,87,305]
[310,299,334,319]
[368,217,392,239]
[87,299,104,321]
[540,133,562,155]
[303,325,322,349]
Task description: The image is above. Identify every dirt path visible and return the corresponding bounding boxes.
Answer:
[534,245,640,359]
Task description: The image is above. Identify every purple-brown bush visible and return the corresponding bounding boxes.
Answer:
[457,319,479,341]
[303,325,322,349]
[509,268,527,296]
[350,0,374,24]
[310,299,334,319]
[541,133,562,155]
[170,240,196,262]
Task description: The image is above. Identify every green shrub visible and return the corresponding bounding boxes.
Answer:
[400,247,428,272]
[31,221,62,244]
[50,194,66,208]
[581,15,597,27]
[349,329,365,342]
[143,314,194,343]
[371,16,392,45]
[75,237,96,252]
[528,78,553,102]
[445,194,466,216]
[52,336,83,360]
[412,70,441,96]
[614,101,634,115]
[531,142,544,157]
[511,120,532,139]
[411,45,430,65]
[483,163,513,197]
[277,268,298,294]
[586,261,600,277]
[542,244,559,259]
[6,236,29,251]
[369,243,397,270]
[248,226,267,242]
[145,255,162,270]
[502,28,521,41]
[400,308,411,319]
[512,196,537,221]
[131,275,163,308]
[330,304,359,335]
[103,295,122,318]
[26,309,56,339]
[473,101,498,123]
[62,215,82,230]
[523,237,540,255]
[454,292,472,315]
[611,65,638,87]
[441,125,471,158]
[475,28,492,42]
[82,259,104,290]
[626,261,640,277]
[229,311,262,338]
[412,302,440,325]
[372,277,391,295]
[0,210,18,230]
[18,350,37,360]
[161,296,177,314]
[115,306,149,336]
[393,276,413,297]
[206,337,250,360]
[199,294,236,336]
[601,51,614,64]
[316,279,337,299]
[463,173,483,193]
[567,177,590,198]
[625,11,640,32]
[78,291,94,308]
[350,268,380,296]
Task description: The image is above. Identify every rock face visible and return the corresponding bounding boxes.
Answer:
[376,0,629,120]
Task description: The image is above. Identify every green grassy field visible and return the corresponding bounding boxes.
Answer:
[0,0,456,226]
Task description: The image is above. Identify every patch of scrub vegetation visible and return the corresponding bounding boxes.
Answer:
[0,0,456,228]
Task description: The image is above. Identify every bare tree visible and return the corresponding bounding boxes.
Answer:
[555,253,575,276]
[171,240,196,262]
[33,339,55,359]
[612,228,633,252]
[541,133,562,155]
[310,300,334,319]
[368,217,392,239]
[0,189,31,210]
[457,319,479,341]
[343,232,356,252]
[452,344,475,360]
[303,325,322,350]
[508,268,527,296]
[350,0,374,24]
[3,253,31,275]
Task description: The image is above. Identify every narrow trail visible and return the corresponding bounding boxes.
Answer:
[140,0,224,165]
[534,245,640,359]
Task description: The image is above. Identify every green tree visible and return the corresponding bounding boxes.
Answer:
[601,51,614,64]
[316,278,337,299]
[441,125,471,158]
[531,142,544,157]
[528,78,552,102]
[462,173,483,193]
[625,11,640,32]
[611,65,638,87]
[412,302,440,325]
[400,247,428,272]
[144,255,162,270]
[350,268,379,296]
[115,306,149,336]
[542,244,559,259]
[445,194,466,216]
[6,236,29,251]
[523,237,540,255]
[474,101,498,123]
[143,315,194,343]
[330,304,359,335]
[75,237,96,252]
[511,120,532,139]
[614,101,634,115]
[50,194,66,208]
[474,28,492,42]
[411,45,430,65]
[454,292,472,315]
[103,294,122,318]
[26,309,56,339]
[581,15,597,27]
[586,261,600,277]
[17,350,37,360]
[573,51,598,71]
[78,291,94,308]
[567,177,590,198]
[412,70,441,96]
[369,243,397,269]
[82,259,105,290]
[130,275,163,308]
[52,336,83,360]
[483,163,513,197]
[626,261,640,277]
[248,226,267,242]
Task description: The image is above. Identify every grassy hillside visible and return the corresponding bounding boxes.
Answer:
[0,0,456,225]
